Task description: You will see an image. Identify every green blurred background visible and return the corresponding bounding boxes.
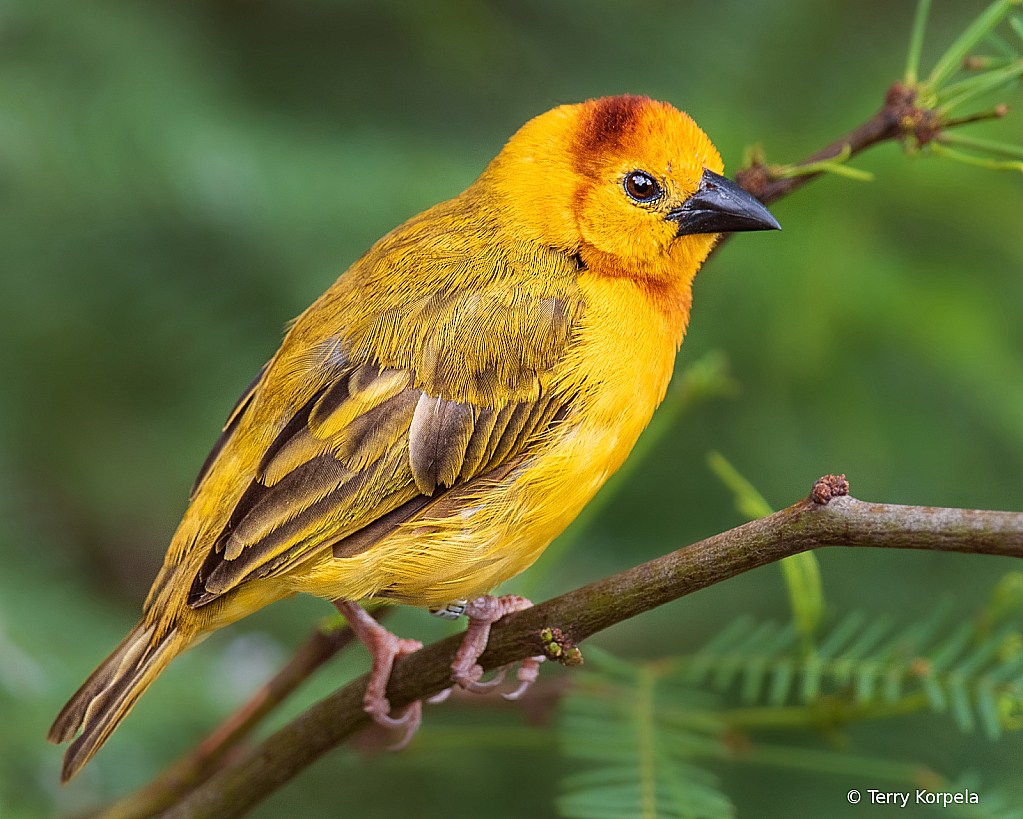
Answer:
[1,1,1021,816]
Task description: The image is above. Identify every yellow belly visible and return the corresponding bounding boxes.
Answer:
[290,274,686,608]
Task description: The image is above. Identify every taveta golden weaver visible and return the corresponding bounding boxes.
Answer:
[49,94,779,781]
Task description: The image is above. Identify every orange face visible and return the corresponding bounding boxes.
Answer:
[570,96,723,263]
[487,95,752,283]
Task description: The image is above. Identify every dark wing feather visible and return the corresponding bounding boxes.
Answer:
[408,394,475,495]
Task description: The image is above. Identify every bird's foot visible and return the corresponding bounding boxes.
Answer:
[451,594,545,697]
[333,600,423,748]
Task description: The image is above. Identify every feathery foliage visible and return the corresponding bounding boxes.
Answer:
[909,0,1023,171]
[684,593,1023,740]
[558,649,734,819]
[557,575,1023,819]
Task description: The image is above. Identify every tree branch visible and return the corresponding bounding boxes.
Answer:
[734,82,923,205]
[147,480,1023,819]
[705,82,911,262]
[711,80,1007,259]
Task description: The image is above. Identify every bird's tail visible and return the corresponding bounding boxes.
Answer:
[47,622,193,783]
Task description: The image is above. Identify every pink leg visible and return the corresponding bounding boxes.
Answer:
[451,594,545,697]
[333,600,423,747]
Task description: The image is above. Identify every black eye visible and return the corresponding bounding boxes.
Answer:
[623,170,662,203]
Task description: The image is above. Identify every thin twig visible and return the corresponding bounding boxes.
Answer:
[148,481,1023,819]
[707,82,915,262]
[733,82,924,206]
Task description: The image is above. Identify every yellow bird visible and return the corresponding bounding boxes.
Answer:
[49,94,779,782]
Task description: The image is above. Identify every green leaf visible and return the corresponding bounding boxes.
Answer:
[817,611,868,659]
[906,0,935,85]
[985,29,1020,59]
[779,552,825,643]
[558,662,734,819]
[706,451,824,640]
[740,622,798,704]
[682,616,758,686]
[938,131,1023,160]
[1011,13,1023,42]
[930,622,975,672]
[801,653,824,701]
[936,58,1023,111]
[768,659,796,705]
[931,143,1023,172]
[712,621,779,691]
[769,144,874,181]
[976,678,1003,739]
[706,451,772,520]
[949,674,977,732]
[926,0,1023,91]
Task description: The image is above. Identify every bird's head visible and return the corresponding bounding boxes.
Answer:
[487,95,779,284]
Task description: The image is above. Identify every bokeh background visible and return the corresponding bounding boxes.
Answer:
[1,1,1022,817]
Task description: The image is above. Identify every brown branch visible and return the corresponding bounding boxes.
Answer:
[734,82,925,205]
[147,480,1023,819]
[709,80,962,260]
[93,619,369,819]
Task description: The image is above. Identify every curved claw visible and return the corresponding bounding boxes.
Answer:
[427,687,453,705]
[371,699,418,729]
[503,656,545,700]
[459,667,508,693]
[384,701,422,751]
[503,681,530,701]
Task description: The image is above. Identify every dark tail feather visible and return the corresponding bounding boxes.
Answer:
[48,623,191,783]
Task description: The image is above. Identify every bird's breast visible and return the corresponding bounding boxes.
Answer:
[290,273,688,608]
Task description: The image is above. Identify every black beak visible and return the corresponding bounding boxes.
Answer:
[667,169,780,237]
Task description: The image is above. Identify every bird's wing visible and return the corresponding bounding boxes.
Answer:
[184,254,585,608]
